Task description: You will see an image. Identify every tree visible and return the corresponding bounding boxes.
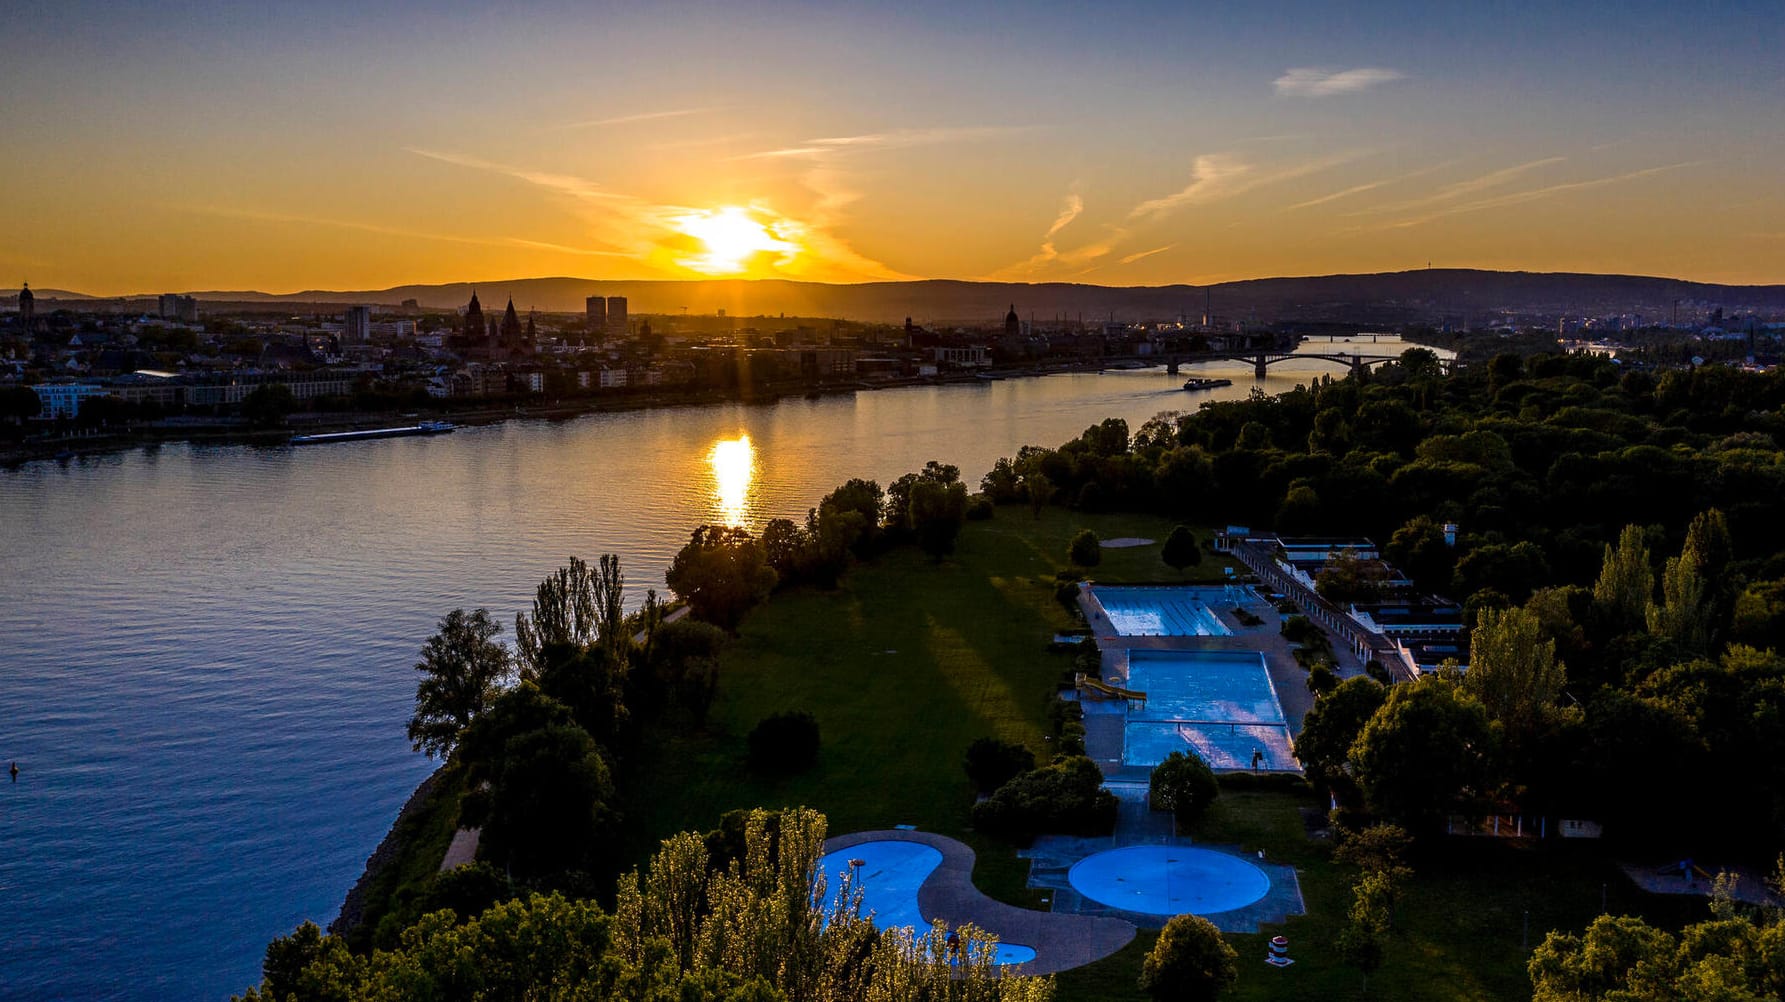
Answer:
[665,525,778,631]
[1068,529,1102,568]
[817,478,884,555]
[1460,605,1568,749]
[1294,676,1386,791]
[1149,751,1219,826]
[1138,914,1237,1002]
[1316,547,1389,605]
[1525,913,1749,1002]
[747,711,820,774]
[0,385,42,423]
[909,478,969,559]
[1024,472,1055,519]
[1349,677,1497,831]
[964,737,1035,793]
[1593,524,1654,634]
[971,755,1119,840]
[883,461,959,534]
[1161,525,1202,576]
[241,383,295,427]
[514,556,597,678]
[1338,870,1392,994]
[407,608,512,759]
[1648,549,1709,654]
[479,723,614,879]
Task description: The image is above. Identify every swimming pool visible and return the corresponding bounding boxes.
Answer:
[1120,651,1298,770]
[1067,846,1271,916]
[817,841,1038,965]
[1087,586,1234,637]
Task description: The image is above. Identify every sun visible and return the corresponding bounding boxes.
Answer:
[675,206,801,275]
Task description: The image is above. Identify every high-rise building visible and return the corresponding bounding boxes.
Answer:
[158,293,199,323]
[585,295,606,331]
[607,296,627,335]
[17,283,33,326]
[343,305,372,343]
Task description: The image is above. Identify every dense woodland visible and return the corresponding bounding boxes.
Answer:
[242,348,1785,1000]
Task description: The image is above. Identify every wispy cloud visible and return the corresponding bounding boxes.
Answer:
[1130,151,1360,220]
[1378,162,1702,229]
[1119,244,1177,265]
[172,203,633,256]
[1274,67,1404,97]
[407,148,630,203]
[1347,157,1566,217]
[1128,154,1255,219]
[553,107,715,130]
[1285,160,1462,211]
[731,126,1032,161]
[989,194,1098,278]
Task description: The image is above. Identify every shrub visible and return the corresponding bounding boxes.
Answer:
[1307,662,1338,696]
[1149,751,1219,824]
[1058,721,1087,756]
[964,737,1036,793]
[1054,579,1082,610]
[1217,771,1311,793]
[1069,529,1102,567]
[747,711,820,774]
[1139,914,1238,1002]
[970,756,1118,842]
[1365,659,1394,684]
[1161,525,1202,575]
[965,495,995,521]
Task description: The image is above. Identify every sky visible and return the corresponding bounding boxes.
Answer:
[4,0,1783,294]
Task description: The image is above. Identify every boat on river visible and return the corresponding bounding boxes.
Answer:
[1183,378,1234,391]
[290,421,456,445]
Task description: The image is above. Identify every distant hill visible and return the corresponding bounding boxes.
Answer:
[74,270,1785,324]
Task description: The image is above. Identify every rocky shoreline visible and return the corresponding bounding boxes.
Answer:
[329,766,443,938]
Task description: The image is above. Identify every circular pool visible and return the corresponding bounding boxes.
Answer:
[1067,846,1270,916]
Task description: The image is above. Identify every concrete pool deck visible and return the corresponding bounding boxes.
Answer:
[823,829,1136,975]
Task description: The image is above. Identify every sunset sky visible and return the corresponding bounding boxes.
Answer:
[5,0,1782,294]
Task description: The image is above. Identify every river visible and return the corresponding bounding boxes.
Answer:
[0,343,1428,999]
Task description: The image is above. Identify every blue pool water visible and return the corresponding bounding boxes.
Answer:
[1120,651,1298,770]
[1088,586,1233,637]
[1126,651,1284,725]
[1067,846,1271,916]
[817,841,1037,965]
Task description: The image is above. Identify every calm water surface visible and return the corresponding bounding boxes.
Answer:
[0,347,1424,999]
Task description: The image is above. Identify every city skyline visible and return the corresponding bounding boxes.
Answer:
[4,0,1783,294]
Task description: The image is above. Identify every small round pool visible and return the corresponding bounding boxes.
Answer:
[1067,846,1270,916]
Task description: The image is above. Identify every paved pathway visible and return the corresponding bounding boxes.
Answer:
[824,829,1135,976]
[439,827,480,871]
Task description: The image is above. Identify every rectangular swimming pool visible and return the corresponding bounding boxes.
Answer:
[1088,586,1234,637]
[1119,650,1298,771]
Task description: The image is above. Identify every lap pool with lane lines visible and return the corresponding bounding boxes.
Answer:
[1120,650,1298,770]
[816,841,1037,965]
[1086,586,1235,637]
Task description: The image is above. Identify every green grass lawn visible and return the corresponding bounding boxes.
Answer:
[618,508,1218,888]
[618,507,1705,1000]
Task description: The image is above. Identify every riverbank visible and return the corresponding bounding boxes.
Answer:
[0,357,1158,467]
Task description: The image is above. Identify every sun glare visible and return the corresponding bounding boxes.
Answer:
[708,434,757,527]
[676,206,801,275]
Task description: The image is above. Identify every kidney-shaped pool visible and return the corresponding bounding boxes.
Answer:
[818,840,1037,965]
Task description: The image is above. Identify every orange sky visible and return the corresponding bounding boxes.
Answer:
[4,2,1782,294]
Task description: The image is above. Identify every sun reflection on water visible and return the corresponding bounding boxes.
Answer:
[708,434,756,527]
